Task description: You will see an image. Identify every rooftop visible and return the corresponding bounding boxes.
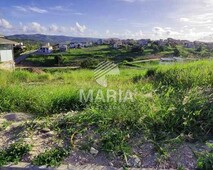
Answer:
[0,37,17,45]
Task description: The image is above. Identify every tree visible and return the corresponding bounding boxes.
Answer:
[125,57,134,62]
[152,44,160,54]
[173,48,181,56]
[54,55,63,66]
[80,59,99,68]
[159,45,165,52]
[196,46,203,52]
[131,46,144,53]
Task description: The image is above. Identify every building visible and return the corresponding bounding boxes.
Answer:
[113,41,123,49]
[138,39,150,46]
[38,43,53,54]
[70,42,81,48]
[59,44,68,52]
[97,39,103,45]
[0,35,17,70]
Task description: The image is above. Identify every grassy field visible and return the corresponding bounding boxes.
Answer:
[20,45,146,67]
[0,59,213,169]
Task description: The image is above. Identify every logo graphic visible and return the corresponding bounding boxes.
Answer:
[94,61,120,87]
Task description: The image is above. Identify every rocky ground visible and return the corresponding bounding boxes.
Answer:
[0,112,212,170]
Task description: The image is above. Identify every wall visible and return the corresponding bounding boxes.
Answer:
[0,50,13,62]
[0,61,15,70]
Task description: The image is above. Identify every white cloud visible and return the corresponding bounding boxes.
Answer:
[49,5,72,13]
[75,22,87,33]
[103,29,144,39]
[0,18,12,29]
[106,30,110,35]
[49,24,59,32]
[22,22,47,33]
[169,0,213,40]
[73,12,85,16]
[14,6,28,12]
[17,22,88,35]
[180,18,190,22]
[49,6,65,11]
[28,7,48,13]
[152,26,180,39]
[14,6,47,13]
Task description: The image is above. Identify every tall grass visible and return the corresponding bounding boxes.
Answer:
[0,60,212,146]
[145,60,213,88]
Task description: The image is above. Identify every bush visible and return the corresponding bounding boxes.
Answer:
[32,147,70,167]
[80,59,99,68]
[125,57,134,62]
[131,46,144,53]
[197,153,213,170]
[174,48,181,56]
[0,142,31,166]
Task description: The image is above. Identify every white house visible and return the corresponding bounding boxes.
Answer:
[38,43,53,54]
[70,42,81,48]
[138,39,150,46]
[113,41,123,49]
[97,39,103,45]
[0,35,17,70]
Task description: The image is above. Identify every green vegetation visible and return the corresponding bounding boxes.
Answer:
[19,42,213,68]
[0,142,31,166]
[32,147,70,167]
[197,143,213,170]
[0,59,213,168]
[22,45,132,66]
[197,152,213,170]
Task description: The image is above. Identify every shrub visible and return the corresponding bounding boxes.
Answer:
[131,46,143,53]
[125,57,134,62]
[0,142,31,166]
[80,59,99,68]
[32,147,70,167]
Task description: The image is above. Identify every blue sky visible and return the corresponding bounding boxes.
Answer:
[0,0,213,41]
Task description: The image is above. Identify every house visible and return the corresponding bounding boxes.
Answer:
[70,42,81,48]
[138,39,150,46]
[81,42,93,47]
[113,41,123,49]
[97,39,103,45]
[183,41,194,48]
[0,35,17,70]
[53,44,60,51]
[59,44,68,52]
[103,39,111,45]
[38,43,53,54]
[70,42,76,48]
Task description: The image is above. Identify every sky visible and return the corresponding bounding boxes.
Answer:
[0,0,213,41]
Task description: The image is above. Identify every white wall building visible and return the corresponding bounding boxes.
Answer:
[38,43,53,54]
[0,35,17,70]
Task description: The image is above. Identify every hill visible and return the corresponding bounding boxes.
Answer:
[6,34,99,44]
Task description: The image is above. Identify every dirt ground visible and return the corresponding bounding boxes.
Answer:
[0,112,212,170]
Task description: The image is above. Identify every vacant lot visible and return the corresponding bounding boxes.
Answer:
[0,60,213,169]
